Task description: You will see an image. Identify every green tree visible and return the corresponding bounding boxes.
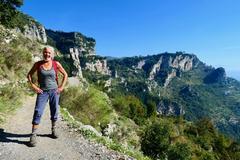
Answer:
[127,96,146,124]
[196,118,216,136]
[141,122,171,159]
[0,0,23,28]
[199,151,216,160]
[146,100,157,118]
[167,143,192,160]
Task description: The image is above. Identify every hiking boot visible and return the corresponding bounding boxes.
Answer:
[51,127,59,139]
[29,133,37,147]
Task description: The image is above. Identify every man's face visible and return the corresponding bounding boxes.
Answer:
[43,48,52,61]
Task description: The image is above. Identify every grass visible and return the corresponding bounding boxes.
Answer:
[60,85,117,131]
[0,83,26,124]
[60,106,151,160]
[0,24,42,124]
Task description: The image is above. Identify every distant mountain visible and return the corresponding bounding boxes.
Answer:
[2,2,240,159]
[104,53,240,140]
[46,29,240,140]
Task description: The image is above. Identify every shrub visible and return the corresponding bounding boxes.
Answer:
[146,100,157,118]
[141,121,171,159]
[167,143,192,160]
[0,84,23,123]
[60,86,115,130]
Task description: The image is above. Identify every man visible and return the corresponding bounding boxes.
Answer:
[27,46,68,147]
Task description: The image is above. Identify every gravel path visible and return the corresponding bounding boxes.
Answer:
[0,96,131,160]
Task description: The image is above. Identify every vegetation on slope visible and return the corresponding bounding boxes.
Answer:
[1,1,240,159]
[0,24,42,123]
[104,54,240,141]
[60,85,240,160]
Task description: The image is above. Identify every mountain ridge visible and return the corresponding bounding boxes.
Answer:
[1,4,240,159]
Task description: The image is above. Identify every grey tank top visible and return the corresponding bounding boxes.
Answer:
[39,66,58,90]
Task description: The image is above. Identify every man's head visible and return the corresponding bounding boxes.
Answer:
[42,46,54,61]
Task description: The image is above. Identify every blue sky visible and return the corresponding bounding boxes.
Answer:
[21,0,240,79]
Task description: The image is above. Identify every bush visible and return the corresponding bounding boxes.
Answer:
[113,95,146,125]
[167,143,192,160]
[0,84,23,123]
[141,121,171,159]
[146,100,157,118]
[60,86,115,130]
[195,150,216,160]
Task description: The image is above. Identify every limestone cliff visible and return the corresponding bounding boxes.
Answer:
[46,29,98,77]
[22,21,47,44]
[45,29,112,77]
[69,48,83,78]
[136,60,145,69]
[46,29,95,56]
[85,59,111,75]
[147,53,199,86]
[157,100,185,116]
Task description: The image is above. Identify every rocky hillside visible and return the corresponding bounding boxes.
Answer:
[0,21,45,123]
[1,2,240,159]
[46,29,95,56]
[46,29,111,78]
[45,26,240,141]
[104,53,240,141]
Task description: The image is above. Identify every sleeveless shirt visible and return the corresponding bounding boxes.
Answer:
[38,66,58,90]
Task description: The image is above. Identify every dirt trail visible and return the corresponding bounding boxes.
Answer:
[0,96,130,160]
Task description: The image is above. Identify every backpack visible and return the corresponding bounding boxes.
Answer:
[36,60,58,85]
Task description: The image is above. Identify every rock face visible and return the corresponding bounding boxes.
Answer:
[164,69,177,87]
[22,21,47,43]
[102,123,117,137]
[148,53,199,86]
[157,100,185,116]
[204,67,226,84]
[85,59,111,75]
[46,29,95,56]
[46,29,97,77]
[69,48,83,78]
[136,60,145,69]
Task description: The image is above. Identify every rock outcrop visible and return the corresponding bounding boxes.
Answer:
[46,29,97,77]
[157,100,185,116]
[148,53,199,86]
[22,21,47,43]
[46,29,95,56]
[136,60,145,69]
[85,59,111,75]
[69,48,83,78]
[164,69,177,87]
